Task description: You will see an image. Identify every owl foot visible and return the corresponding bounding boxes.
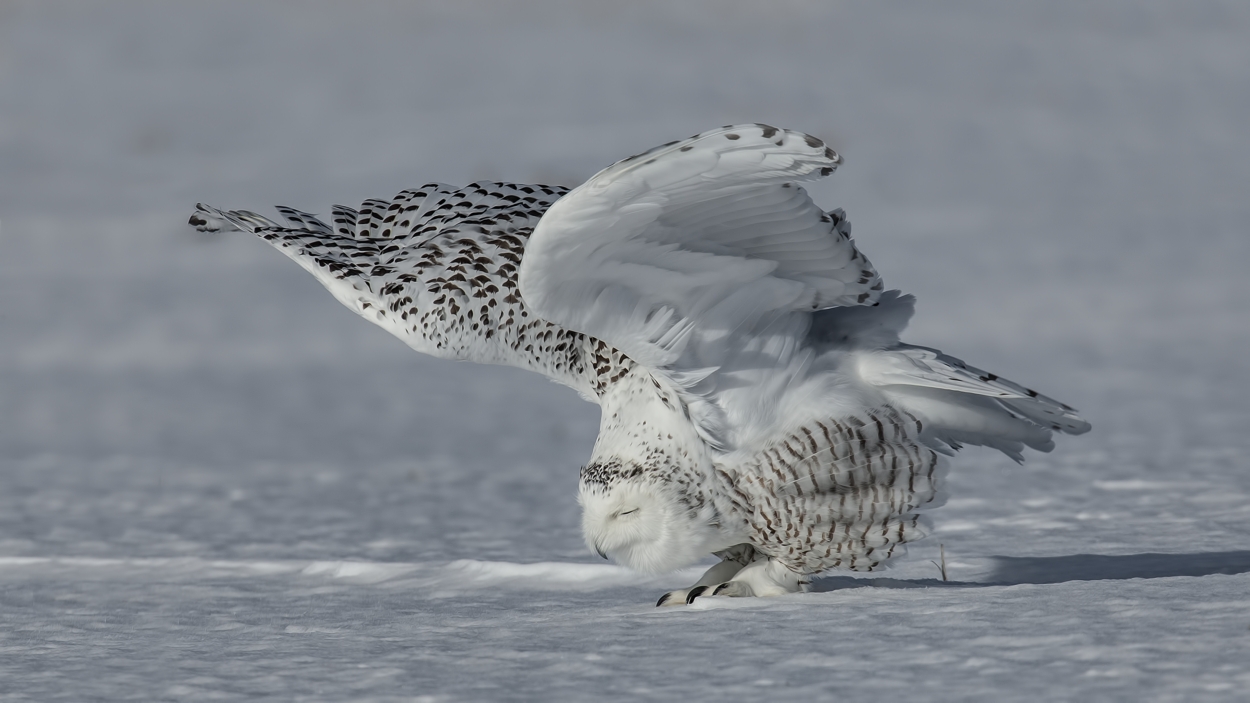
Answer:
[685,555,810,604]
[655,544,756,607]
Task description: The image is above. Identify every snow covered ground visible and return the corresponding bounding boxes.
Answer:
[2,1,1248,700]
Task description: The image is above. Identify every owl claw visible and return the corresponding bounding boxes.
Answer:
[710,581,754,598]
[684,557,809,603]
[657,589,692,606]
[685,586,711,604]
[653,549,759,606]
[684,581,753,602]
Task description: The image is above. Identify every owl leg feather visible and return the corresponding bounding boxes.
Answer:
[690,555,810,602]
[656,544,756,607]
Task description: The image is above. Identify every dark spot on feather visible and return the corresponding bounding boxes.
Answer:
[804,135,824,148]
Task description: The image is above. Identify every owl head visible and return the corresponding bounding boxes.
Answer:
[578,462,726,574]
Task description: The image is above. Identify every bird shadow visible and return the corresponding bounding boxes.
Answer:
[811,550,1250,591]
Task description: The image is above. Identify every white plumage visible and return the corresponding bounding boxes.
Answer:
[191,124,1089,605]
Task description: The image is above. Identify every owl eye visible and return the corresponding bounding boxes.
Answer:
[619,508,639,516]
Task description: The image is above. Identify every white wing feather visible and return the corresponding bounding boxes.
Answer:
[519,124,882,450]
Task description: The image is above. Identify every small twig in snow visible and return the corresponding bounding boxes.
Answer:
[930,543,949,582]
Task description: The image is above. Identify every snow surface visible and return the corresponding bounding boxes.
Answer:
[2,1,1249,700]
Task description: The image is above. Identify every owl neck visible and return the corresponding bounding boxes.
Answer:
[586,367,714,495]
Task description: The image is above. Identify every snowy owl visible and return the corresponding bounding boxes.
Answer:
[191,124,1089,605]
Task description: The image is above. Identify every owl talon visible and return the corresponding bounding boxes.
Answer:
[710,581,754,598]
[685,585,711,604]
[685,581,754,602]
[652,550,755,606]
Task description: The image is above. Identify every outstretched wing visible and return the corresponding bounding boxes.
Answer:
[190,182,616,391]
[518,124,881,450]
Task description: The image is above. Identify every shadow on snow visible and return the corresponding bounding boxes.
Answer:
[811,550,1250,591]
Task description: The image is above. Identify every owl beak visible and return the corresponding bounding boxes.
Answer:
[594,542,608,560]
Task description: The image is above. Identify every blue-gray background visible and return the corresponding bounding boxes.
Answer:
[2,2,1248,700]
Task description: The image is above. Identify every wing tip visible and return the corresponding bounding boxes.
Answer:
[605,123,843,181]
[188,203,228,232]
[187,203,275,234]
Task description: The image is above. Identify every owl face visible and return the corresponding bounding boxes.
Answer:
[578,476,723,574]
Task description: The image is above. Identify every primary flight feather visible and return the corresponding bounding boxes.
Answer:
[191,124,1089,604]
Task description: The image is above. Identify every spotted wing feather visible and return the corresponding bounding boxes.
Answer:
[191,182,611,389]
